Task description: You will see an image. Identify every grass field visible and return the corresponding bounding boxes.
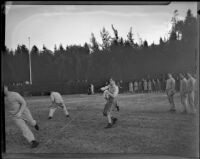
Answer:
[5,93,199,158]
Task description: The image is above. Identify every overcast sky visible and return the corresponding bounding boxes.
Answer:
[5,2,197,51]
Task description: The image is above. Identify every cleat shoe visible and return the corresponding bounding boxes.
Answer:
[31,140,39,148]
[34,124,39,131]
[66,115,70,118]
[104,123,112,129]
[48,117,52,120]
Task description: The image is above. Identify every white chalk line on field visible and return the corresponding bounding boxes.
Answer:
[35,104,90,153]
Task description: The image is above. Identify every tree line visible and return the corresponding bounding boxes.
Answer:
[2,9,198,86]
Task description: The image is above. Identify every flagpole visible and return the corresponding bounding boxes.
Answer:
[28,37,32,84]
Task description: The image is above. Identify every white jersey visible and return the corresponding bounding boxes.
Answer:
[50,92,64,103]
[187,77,196,93]
[144,80,148,90]
[166,77,176,92]
[5,91,27,116]
[129,82,133,92]
[180,78,187,95]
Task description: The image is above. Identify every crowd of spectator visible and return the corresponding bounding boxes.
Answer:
[5,73,197,97]
[114,75,179,94]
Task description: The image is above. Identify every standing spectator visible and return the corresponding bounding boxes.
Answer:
[119,80,124,93]
[116,81,122,93]
[129,81,134,93]
[166,73,176,112]
[156,78,161,93]
[152,79,156,93]
[159,78,163,92]
[175,75,180,92]
[87,84,94,95]
[134,80,138,93]
[125,81,129,93]
[143,79,148,93]
[161,76,166,92]
[179,73,188,113]
[138,80,142,93]
[148,79,152,93]
[154,79,158,93]
[186,73,196,113]
[141,79,144,93]
[88,84,91,95]
[91,84,94,95]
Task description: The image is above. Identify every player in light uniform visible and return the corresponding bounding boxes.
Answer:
[152,79,156,93]
[148,79,152,93]
[175,75,180,92]
[161,77,166,92]
[179,73,188,113]
[166,73,176,112]
[143,79,148,93]
[186,73,196,113]
[134,81,138,93]
[101,78,119,128]
[4,86,39,148]
[90,84,94,95]
[138,80,142,93]
[48,91,70,119]
[156,78,161,93]
[129,81,133,93]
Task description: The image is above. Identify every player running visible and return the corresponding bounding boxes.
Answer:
[48,91,70,119]
[100,78,119,128]
[4,86,39,148]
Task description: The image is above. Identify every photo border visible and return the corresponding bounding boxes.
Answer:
[1,1,199,159]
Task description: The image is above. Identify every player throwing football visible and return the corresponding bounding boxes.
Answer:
[101,78,119,128]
